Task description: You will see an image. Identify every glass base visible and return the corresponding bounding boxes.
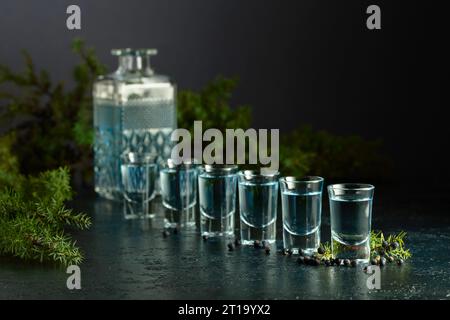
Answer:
[283,227,320,255]
[200,212,235,238]
[352,259,370,265]
[182,207,197,229]
[164,207,197,230]
[96,188,122,202]
[241,239,276,246]
[164,209,178,229]
[331,236,370,261]
[123,200,155,220]
[124,213,155,220]
[201,230,235,239]
[240,221,276,245]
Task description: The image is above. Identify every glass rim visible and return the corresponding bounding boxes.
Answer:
[111,48,158,56]
[121,152,157,164]
[327,183,375,191]
[200,164,238,174]
[280,176,324,184]
[238,170,280,179]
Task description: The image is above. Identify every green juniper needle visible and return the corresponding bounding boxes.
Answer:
[0,164,91,266]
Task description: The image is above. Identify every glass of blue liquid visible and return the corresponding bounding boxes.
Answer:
[121,152,157,220]
[198,165,238,238]
[280,176,323,255]
[238,170,279,245]
[160,159,198,229]
[328,183,375,263]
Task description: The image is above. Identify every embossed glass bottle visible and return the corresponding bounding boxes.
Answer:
[93,49,176,200]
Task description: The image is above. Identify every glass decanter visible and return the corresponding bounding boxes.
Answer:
[93,48,176,201]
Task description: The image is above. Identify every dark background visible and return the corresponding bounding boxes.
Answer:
[0,0,447,182]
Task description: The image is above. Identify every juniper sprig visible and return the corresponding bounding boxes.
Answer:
[370,230,411,261]
[319,230,412,262]
[0,140,91,266]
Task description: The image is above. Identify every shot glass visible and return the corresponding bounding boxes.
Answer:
[160,159,198,229]
[280,176,323,255]
[328,183,375,263]
[121,152,157,220]
[198,165,238,238]
[238,170,279,245]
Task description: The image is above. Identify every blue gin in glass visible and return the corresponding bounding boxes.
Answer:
[198,165,238,238]
[280,176,323,255]
[121,153,157,219]
[238,170,279,245]
[160,159,198,229]
[328,184,375,263]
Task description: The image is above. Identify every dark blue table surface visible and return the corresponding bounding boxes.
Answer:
[1,185,450,300]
